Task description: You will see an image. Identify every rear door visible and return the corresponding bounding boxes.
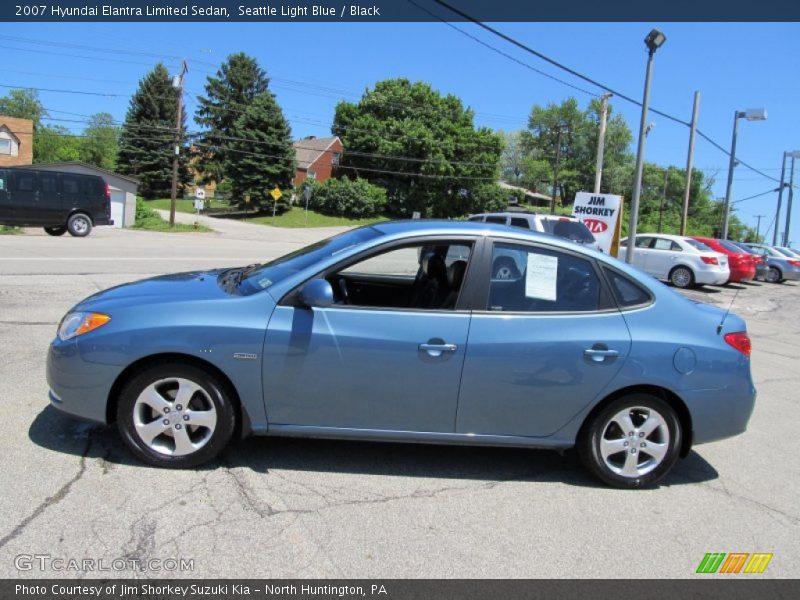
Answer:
[456,239,631,437]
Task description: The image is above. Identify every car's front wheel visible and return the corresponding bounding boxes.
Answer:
[117,364,236,468]
[579,394,682,488]
[669,266,694,289]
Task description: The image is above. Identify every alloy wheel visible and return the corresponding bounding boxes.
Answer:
[599,406,670,478]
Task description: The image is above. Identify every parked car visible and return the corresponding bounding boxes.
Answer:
[468,212,602,252]
[618,233,730,289]
[691,236,756,283]
[774,246,800,259]
[0,168,113,236]
[47,221,756,488]
[728,241,768,281]
[742,243,800,283]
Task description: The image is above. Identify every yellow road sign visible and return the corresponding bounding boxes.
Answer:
[270,187,282,201]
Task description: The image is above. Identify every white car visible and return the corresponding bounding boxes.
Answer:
[618,233,730,288]
[468,212,602,252]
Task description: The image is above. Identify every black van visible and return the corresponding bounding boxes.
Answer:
[0,168,113,237]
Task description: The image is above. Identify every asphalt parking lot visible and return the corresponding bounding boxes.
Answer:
[0,221,798,579]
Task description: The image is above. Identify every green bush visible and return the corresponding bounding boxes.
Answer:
[307,177,387,218]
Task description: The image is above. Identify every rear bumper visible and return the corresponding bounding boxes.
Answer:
[687,379,757,445]
[695,268,730,285]
[780,266,800,281]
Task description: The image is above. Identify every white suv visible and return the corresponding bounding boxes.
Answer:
[619,233,729,288]
[468,212,601,252]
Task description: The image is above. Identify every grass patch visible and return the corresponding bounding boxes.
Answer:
[244,208,388,228]
[134,199,211,232]
[0,225,22,235]
[145,197,228,214]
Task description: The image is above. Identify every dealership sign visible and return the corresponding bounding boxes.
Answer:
[572,192,623,254]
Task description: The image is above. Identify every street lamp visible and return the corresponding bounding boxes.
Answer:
[625,29,666,264]
[721,108,767,239]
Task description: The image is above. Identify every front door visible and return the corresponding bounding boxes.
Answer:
[262,239,476,433]
[456,240,631,438]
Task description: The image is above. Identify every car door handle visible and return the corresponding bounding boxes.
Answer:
[419,342,457,357]
[584,346,619,362]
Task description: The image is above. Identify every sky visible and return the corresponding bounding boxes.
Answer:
[2,20,799,243]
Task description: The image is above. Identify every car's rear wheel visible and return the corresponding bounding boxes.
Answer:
[67,213,93,237]
[44,226,67,236]
[766,266,783,284]
[669,266,694,289]
[579,394,682,488]
[117,364,236,468]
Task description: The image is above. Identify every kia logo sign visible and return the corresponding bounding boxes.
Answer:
[583,218,608,233]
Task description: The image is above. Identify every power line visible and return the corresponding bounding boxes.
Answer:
[731,187,781,205]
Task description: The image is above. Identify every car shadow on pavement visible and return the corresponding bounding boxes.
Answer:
[30,406,719,488]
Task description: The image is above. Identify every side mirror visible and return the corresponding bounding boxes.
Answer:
[298,279,334,308]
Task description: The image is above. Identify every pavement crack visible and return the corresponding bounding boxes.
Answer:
[0,434,92,550]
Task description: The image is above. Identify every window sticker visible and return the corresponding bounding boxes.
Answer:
[525,253,558,301]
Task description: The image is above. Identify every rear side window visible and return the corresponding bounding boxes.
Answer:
[541,218,595,243]
[40,173,57,194]
[468,216,484,222]
[487,242,601,313]
[603,268,652,308]
[61,176,81,195]
[510,217,531,229]
[486,216,507,225]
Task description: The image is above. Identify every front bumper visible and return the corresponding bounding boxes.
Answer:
[46,339,122,424]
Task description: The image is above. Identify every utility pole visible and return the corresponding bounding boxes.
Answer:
[680,91,700,235]
[550,124,564,214]
[783,154,796,247]
[169,60,188,228]
[773,152,788,245]
[754,214,765,243]
[593,92,612,193]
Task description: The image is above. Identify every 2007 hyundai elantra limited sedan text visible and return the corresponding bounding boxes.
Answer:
[47,221,756,488]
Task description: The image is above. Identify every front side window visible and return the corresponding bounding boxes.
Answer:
[487,243,601,313]
[332,241,473,311]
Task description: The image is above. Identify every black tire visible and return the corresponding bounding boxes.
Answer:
[67,213,92,237]
[117,363,236,468]
[669,265,695,289]
[578,393,682,489]
[44,226,67,236]
[766,266,783,284]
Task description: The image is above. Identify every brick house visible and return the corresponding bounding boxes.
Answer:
[0,115,33,167]
[293,136,343,186]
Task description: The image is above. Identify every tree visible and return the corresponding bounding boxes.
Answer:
[499,130,526,185]
[0,89,46,126]
[332,78,503,218]
[226,90,295,209]
[520,97,633,203]
[194,53,269,185]
[80,112,118,170]
[116,63,189,199]
[33,126,81,163]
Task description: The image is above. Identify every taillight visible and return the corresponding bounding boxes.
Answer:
[701,256,719,265]
[724,332,751,357]
[105,184,111,201]
[788,259,800,267]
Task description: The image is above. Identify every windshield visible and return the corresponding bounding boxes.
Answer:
[541,218,596,243]
[684,239,713,252]
[237,226,384,295]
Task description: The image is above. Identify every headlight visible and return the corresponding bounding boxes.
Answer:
[57,312,111,341]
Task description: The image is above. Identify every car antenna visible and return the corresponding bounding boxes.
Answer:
[717,288,742,335]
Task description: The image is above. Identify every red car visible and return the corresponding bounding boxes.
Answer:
[692,237,756,283]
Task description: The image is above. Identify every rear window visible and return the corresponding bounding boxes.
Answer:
[718,239,747,254]
[509,217,531,229]
[774,247,799,258]
[684,239,713,252]
[541,218,595,243]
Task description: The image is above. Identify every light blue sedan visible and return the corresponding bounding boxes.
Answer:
[47,221,756,488]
